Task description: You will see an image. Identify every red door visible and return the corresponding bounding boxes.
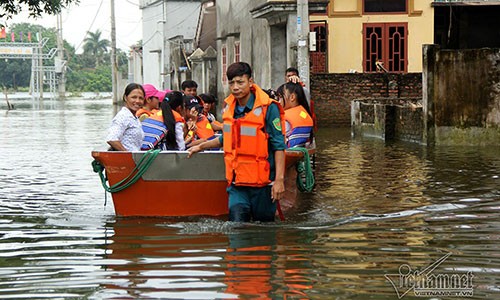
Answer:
[310,22,327,73]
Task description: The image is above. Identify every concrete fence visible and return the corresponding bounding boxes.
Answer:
[313,46,500,145]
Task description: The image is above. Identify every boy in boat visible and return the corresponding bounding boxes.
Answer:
[181,80,198,97]
[187,62,286,222]
[182,95,215,147]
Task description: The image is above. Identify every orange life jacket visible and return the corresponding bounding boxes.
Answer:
[136,108,157,119]
[297,81,317,132]
[222,84,285,186]
[195,115,215,139]
[284,105,314,148]
[171,110,185,123]
[212,120,223,129]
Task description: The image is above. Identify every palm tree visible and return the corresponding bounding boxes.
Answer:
[83,30,110,67]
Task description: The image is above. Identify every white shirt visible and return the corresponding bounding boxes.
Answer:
[159,121,186,151]
[106,107,144,151]
[174,122,186,150]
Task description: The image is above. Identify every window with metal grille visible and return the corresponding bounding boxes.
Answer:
[234,41,240,63]
[310,22,327,73]
[364,0,407,13]
[221,44,227,83]
[363,23,407,73]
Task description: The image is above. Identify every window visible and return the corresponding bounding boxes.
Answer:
[221,44,227,83]
[234,41,240,63]
[364,0,406,14]
[363,23,407,73]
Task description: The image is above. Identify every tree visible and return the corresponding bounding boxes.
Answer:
[83,30,110,68]
[0,0,79,19]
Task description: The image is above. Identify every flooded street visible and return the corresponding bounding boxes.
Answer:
[0,98,499,299]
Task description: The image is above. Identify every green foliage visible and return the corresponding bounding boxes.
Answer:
[0,0,80,19]
[83,30,110,67]
[67,65,112,92]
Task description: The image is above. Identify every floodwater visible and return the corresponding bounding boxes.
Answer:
[0,98,499,299]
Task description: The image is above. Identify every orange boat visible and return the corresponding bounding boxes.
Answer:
[91,149,314,217]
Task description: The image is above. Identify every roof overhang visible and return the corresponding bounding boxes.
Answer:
[251,1,329,22]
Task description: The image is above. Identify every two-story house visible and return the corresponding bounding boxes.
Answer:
[314,0,500,73]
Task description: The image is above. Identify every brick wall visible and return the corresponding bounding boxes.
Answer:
[310,73,422,127]
[352,97,424,143]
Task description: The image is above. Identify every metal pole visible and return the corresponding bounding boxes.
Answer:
[110,0,118,105]
[297,0,310,88]
[39,34,44,100]
[57,13,66,99]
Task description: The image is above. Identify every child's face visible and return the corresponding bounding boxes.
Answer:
[184,106,199,119]
[183,87,197,96]
[203,102,212,113]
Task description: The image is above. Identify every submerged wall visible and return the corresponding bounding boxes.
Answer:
[351,46,500,145]
[424,45,500,145]
[351,98,423,143]
[311,73,422,127]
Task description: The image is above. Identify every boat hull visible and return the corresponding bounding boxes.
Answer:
[91,149,312,217]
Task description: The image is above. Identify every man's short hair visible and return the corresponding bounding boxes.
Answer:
[181,80,198,90]
[226,62,252,81]
[285,67,299,76]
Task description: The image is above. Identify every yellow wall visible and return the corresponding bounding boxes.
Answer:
[311,0,434,73]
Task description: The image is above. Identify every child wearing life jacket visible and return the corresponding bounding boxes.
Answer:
[199,93,223,132]
[136,84,166,121]
[276,82,314,148]
[182,95,215,148]
[284,67,317,132]
[141,91,186,151]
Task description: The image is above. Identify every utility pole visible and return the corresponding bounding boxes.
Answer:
[38,32,44,100]
[56,13,66,99]
[297,0,310,88]
[110,0,118,105]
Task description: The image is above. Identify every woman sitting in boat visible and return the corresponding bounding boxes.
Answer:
[106,83,145,151]
[135,84,166,121]
[141,91,187,151]
[276,82,314,148]
[182,95,216,148]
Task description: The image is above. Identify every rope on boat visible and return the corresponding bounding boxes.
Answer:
[92,149,161,195]
[288,147,315,193]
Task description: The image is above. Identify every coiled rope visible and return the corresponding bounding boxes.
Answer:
[288,147,315,192]
[92,149,161,195]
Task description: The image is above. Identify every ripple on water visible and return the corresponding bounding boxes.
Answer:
[1,112,499,299]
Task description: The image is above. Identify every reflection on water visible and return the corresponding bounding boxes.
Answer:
[0,98,499,299]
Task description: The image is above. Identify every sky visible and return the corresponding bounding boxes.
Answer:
[6,0,143,53]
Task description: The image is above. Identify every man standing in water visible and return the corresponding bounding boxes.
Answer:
[187,62,286,222]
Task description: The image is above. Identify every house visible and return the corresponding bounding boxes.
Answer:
[139,0,202,90]
[215,0,328,102]
[188,0,218,96]
[314,0,500,74]
[321,0,434,73]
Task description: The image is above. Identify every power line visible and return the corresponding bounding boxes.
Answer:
[72,0,105,53]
